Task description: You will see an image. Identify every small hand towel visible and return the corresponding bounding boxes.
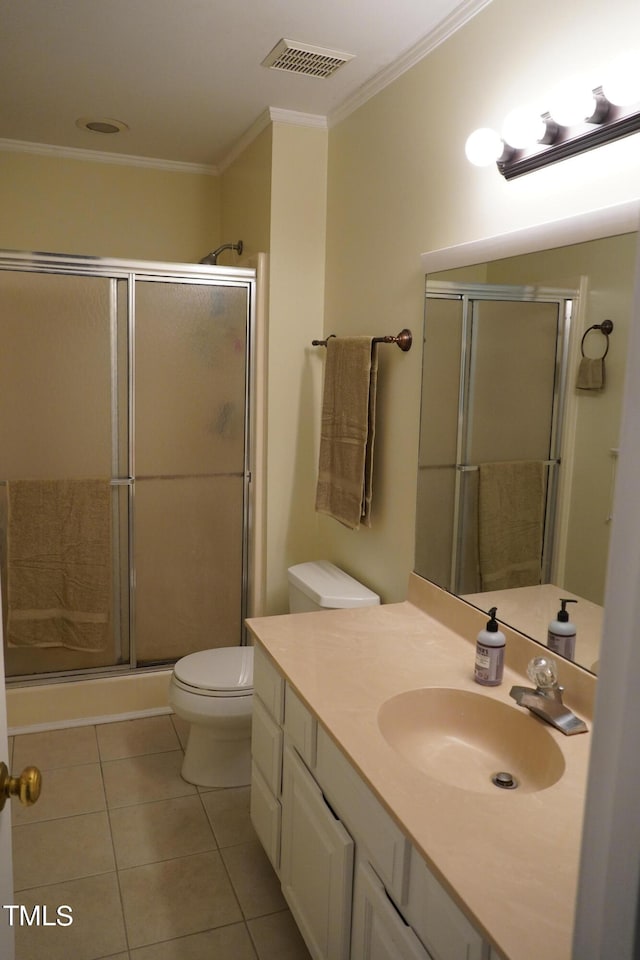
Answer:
[7,478,112,650]
[478,460,545,591]
[315,337,378,529]
[576,356,605,390]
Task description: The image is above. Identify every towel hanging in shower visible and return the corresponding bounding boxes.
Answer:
[478,460,545,591]
[315,337,378,529]
[6,478,112,651]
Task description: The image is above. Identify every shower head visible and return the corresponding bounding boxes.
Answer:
[199,241,243,265]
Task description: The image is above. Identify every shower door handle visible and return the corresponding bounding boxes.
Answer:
[0,762,42,811]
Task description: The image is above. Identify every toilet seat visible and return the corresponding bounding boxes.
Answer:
[173,646,254,698]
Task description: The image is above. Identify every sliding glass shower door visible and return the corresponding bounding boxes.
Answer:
[0,254,254,682]
[418,281,573,595]
[133,279,249,665]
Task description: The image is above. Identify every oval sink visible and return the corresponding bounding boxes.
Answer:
[378,687,565,795]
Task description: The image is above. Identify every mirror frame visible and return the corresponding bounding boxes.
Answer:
[420,200,639,276]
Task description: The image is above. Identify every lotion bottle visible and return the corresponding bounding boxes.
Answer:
[547,599,577,661]
[474,607,505,686]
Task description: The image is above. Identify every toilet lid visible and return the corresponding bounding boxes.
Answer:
[174,646,254,694]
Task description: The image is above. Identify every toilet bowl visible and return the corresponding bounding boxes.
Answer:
[168,646,254,788]
[169,561,379,788]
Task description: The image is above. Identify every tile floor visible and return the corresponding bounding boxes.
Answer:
[9,714,312,960]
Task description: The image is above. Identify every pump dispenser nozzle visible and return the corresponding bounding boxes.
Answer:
[486,607,499,631]
[557,598,578,621]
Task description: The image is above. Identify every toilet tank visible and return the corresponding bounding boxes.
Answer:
[288,561,380,613]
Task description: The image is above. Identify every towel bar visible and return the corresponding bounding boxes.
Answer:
[312,328,412,351]
[581,319,613,359]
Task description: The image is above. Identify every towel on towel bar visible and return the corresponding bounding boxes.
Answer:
[315,337,378,529]
[7,479,112,651]
[478,460,545,591]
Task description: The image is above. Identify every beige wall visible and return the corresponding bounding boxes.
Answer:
[265,123,328,612]
[220,120,328,613]
[220,126,272,257]
[0,150,220,262]
[322,0,640,603]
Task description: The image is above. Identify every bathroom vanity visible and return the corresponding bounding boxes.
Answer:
[247,574,594,960]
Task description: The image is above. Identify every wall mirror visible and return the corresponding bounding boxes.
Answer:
[416,225,639,675]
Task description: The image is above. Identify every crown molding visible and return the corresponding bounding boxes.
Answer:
[217,107,327,173]
[268,108,327,129]
[0,137,218,175]
[329,0,493,128]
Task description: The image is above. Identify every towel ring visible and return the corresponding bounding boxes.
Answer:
[581,319,613,359]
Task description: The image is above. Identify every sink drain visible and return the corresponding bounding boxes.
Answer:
[491,771,519,790]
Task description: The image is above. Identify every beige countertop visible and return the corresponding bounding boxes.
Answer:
[246,575,595,960]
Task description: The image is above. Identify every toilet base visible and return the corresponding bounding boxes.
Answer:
[181,722,251,788]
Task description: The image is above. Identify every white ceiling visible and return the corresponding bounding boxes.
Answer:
[0,0,487,170]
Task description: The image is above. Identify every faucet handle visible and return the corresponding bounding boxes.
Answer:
[527,656,559,690]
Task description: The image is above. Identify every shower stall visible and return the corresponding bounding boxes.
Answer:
[416,280,576,595]
[0,250,256,684]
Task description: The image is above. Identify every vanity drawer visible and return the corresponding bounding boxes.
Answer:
[404,851,485,960]
[253,643,285,723]
[284,684,317,768]
[250,762,281,873]
[251,694,283,795]
[315,726,411,906]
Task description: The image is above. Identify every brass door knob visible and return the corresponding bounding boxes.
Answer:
[0,761,42,811]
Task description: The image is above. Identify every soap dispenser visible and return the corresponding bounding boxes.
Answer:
[547,599,577,661]
[474,607,505,686]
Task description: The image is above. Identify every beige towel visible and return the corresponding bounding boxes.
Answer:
[315,337,378,529]
[478,460,545,591]
[7,479,112,650]
[576,357,605,390]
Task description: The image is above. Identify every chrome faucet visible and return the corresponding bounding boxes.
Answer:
[510,656,588,736]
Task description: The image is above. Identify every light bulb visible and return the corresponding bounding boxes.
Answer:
[501,106,546,149]
[464,128,503,167]
[547,76,597,126]
[601,52,640,106]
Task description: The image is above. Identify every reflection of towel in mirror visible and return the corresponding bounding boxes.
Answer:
[315,337,378,529]
[478,460,545,591]
[576,357,605,390]
[7,479,112,650]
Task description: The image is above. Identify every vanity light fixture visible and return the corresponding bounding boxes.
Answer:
[465,54,640,179]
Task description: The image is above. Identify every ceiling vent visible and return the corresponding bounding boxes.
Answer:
[262,39,354,79]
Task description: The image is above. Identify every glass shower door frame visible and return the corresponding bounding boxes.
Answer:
[425,280,576,594]
[0,250,256,683]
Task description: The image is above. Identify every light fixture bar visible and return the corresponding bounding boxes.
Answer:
[498,96,640,180]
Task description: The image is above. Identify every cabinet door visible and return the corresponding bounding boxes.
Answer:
[281,744,354,960]
[352,860,434,960]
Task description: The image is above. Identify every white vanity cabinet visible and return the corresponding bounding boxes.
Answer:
[250,643,490,960]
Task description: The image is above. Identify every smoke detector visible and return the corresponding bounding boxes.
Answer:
[262,39,354,79]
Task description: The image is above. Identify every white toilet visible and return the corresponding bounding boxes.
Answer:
[169,561,379,788]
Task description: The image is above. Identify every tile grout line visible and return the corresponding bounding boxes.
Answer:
[97,723,133,958]
[11,715,308,959]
